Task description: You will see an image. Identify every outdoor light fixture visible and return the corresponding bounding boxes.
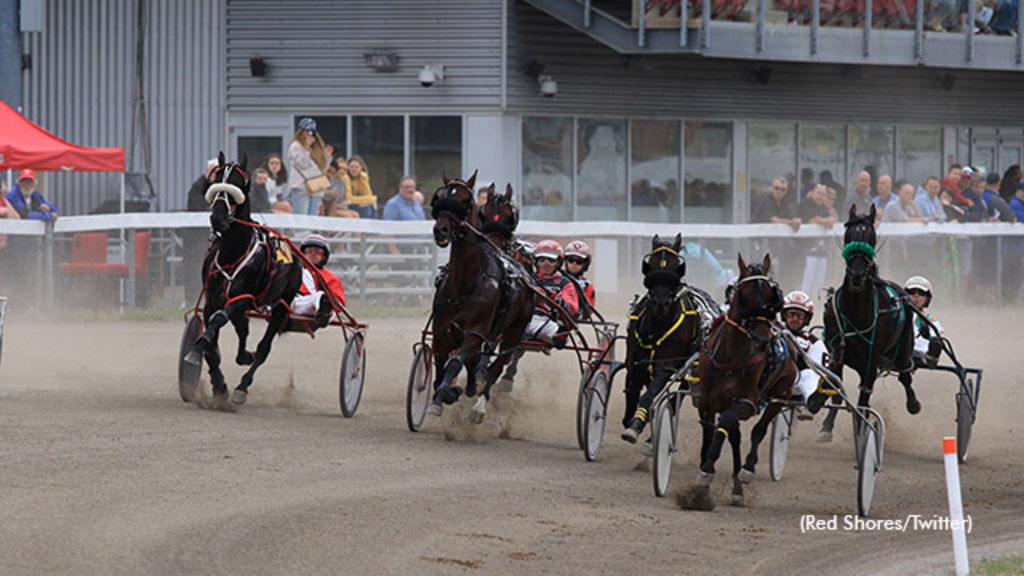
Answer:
[363,51,399,72]
[418,65,445,87]
[752,65,773,85]
[249,57,267,77]
[538,76,558,98]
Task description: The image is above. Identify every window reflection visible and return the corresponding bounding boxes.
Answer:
[296,116,347,162]
[353,116,404,209]
[631,119,680,223]
[411,116,462,198]
[897,126,942,187]
[800,124,846,204]
[684,121,733,223]
[849,125,894,192]
[749,123,797,219]
[577,119,627,220]
[522,117,573,221]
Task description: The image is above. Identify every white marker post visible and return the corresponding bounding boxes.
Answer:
[944,436,969,575]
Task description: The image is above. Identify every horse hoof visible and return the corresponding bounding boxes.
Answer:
[731,493,745,507]
[465,382,478,398]
[468,397,487,424]
[230,389,248,406]
[697,471,714,486]
[236,351,254,366]
[621,428,639,444]
[816,431,833,444]
[184,349,203,366]
[494,377,514,394]
[906,398,921,415]
[737,468,755,484]
[426,403,443,418]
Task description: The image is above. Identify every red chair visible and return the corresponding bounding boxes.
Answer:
[59,232,151,277]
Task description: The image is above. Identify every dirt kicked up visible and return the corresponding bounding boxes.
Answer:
[0,306,1021,575]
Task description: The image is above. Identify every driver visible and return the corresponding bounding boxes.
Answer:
[526,239,579,346]
[780,291,828,402]
[905,276,943,368]
[562,240,595,320]
[291,234,346,329]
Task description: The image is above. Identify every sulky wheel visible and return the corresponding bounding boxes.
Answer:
[956,390,974,464]
[857,422,880,517]
[406,345,432,432]
[575,366,593,451]
[339,332,366,418]
[651,399,675,498]
[769,407,794,482]
[582,370,610,462]
[177,316,202,402]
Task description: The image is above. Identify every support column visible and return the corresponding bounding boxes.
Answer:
[0,0,23,110]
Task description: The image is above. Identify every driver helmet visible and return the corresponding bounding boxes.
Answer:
[300,234,331,268]
[563,240,592,273]
[904,276,933,306]
[534,239,563,262]
[782,291,814,324]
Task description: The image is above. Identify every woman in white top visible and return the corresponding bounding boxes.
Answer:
[261,153,292,213]
[287,117,333,216]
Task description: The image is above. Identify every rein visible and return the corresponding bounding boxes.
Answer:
[631,294,699,377]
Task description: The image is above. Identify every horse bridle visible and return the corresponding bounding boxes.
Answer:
[205,163,248,230]
[431,182,475,242]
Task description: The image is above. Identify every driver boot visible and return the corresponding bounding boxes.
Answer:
[925,337,942,368]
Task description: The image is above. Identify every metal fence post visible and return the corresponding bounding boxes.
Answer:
[43,222,54,308]
[126,228,137,311]
[358,232,367,307]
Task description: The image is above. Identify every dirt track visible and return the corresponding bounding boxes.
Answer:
[0,306,1021,575]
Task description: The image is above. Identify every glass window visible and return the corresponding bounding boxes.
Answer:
[849,125,894,192]
[800,124,846,202]
[631,119,680,223]
[411,116,462,198]
[749,123,797,221]
[295,116,347,162]
[957,128,970,169]
[353,116,404,209]
[577,118,627,220]
[522,116,573,221]
[237,136,283,172]
[684,121,733,223]
[897,126,942,188]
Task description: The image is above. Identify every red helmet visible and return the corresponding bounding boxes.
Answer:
[534,239,563,261]
[782,291,814,316]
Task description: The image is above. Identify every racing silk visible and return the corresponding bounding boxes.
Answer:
[534,271,579,319]
[790,328,827,400]
[565,272,595,320]
[299,266,346,307]
[913,313,944,355]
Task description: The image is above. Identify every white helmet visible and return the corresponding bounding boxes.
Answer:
[782,291,814,316]
[534,239,563,261]
[904,276,933,294]
[563,240,591,272]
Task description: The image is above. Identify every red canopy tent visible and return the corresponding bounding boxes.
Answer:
[0,99,125,172]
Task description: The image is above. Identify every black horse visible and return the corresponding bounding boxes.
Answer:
[809,204,919,439]
[183,152,303,407]
[621,234,707,444]
[427,173,534,423]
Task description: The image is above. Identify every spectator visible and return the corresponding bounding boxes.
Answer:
[322,161,359,218]
[820,170,847,209]
[477,186,490,208]
[287,117,333,216]
[752,177,800,230]
[0,179,21,252]
[797,184,835,297]
[249,168,273,214]
[916,177,946,223]
[999,164,1021,202]
[5,169,58,222]
[940,188,967,222]
[1010,182,1024,222]
[982,172,1017,222]
[260,154,293,214]
[991,0,1019,34]
[959,173,989,222]
[343,155,378,219]
[824,187,840,221]
[882,183,929,223]
[382,176,426,221]
[941,163,972,207]
[843,170,874,216]
[872,175,895,211]
[183,159,218,306]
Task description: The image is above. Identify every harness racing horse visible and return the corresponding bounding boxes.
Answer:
[810,204,919,439]
[427,173,534,423]
[621,234,705,444]
[696,253,797,505]
[183,152,302,407]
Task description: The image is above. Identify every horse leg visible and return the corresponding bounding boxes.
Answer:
[495,347,524,393]
[622,369,668,444]
[203,332,227,399]
[899,370,921,415]
[818,356,845,443]
[232,314,254,366]
[431,335,483,413]
[231,303,289,406]
[185,308,232,365]
[729,421,745,506]
[741,403,780,480]
[699,406,740,485]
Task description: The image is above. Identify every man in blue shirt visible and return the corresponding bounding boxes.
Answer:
[915,176,945,222]
[382,176,425,221]
[982,172,1016,222]
[1010,183,1024,222]
[4,169,58,222]
[871,175,894,212]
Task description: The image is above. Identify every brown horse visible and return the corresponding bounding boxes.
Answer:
[427,173,533,423]
[696,253,798,505]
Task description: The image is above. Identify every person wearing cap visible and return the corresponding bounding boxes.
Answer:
[5,169,58,222]
[561,240,595,320]
[291,234,346,329]
[904,276,943,368]
[287,117,334,217]
[525,239,579,346]
[780,291,827,402]
[958,170,990,222]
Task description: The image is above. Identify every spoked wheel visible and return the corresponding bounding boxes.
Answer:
[406,345,433,432]
[956,389,974,464]
[339,332,366,418]
[582,371,610,462]
[177,316,202,402]
[575,366,593,450]
[769,407,794,482]
[652,399,675,498]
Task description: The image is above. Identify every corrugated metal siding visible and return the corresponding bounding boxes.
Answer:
[507,2,1024,126]
[224,0,503,114]
[21,0,223,215]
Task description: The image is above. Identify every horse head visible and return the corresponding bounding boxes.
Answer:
[732,253,783,346]
[205,151,251,236]
[479,183,520,246]
[842,204,878,292]
[430,170,478,247]
[642,233,685,318]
